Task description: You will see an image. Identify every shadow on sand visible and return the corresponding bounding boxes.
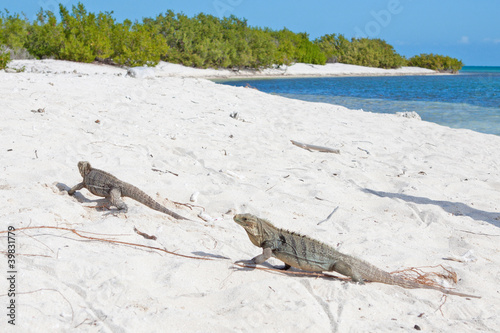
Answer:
[56,182,110,211]
[363,188,500,228]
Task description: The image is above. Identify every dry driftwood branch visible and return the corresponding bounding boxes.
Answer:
[290,140,340,154]
[133,226,157,240]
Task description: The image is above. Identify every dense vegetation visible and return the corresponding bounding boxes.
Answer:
[0,3,463,72]
[315,33,406,69]
[0,49,10,69]
[407,53,463,73]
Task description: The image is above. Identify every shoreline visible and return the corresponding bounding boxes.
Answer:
[210,71,446,81]
[156,61,443,79]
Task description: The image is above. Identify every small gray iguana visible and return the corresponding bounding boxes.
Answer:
[69,161,191,220]
[233,213,480,298]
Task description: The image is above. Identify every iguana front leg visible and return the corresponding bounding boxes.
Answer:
[109,187,128,212]
[252,247,273,264]
[235,247,273,267]
[253,249,292,270]
[68,182,84,195]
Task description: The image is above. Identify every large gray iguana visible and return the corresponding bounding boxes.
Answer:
[68,161,191,220]
[233,213,480,298]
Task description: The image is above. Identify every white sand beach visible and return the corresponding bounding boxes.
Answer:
[153,61,438,78]
[1,60,499,332]
[9,59,438,79]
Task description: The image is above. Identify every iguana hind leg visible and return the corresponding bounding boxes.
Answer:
[109,187,128,212]
[332,261,365,284]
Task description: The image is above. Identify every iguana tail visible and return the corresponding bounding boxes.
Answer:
[369,271,481,298]
[121,184,191,221]
[357,261,480,298]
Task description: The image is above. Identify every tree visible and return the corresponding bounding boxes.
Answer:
[111,19,169,66]
[0,48,10,69]
[0,10,29,50]
[315,33,350,63]
[58,3,114,62]
[272,29,326,65]
[0,10,30,59]
[25,9,64,59]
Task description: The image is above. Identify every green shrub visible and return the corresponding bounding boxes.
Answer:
[246,28,277,68]
[0,11,29,50]
[0,3,464,71]
[220,16,252,68]
[0,10,33,59]
[347,38,406,68]
[315,33,351,63]
[407,53,463,72]
[58,3,114,62]
[25,10,64,59]
[155,12,265,68]
[272,29,326,65]
[111,19,169,67]
[316,35,406,68]
[0,48,11,69]
[296,34,326,65]
[158,12,232,68]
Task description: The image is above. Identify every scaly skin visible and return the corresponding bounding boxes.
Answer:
[234,213,479,298]
[69,161,190,221]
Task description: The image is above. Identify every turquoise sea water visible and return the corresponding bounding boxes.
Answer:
[219,66,500,136]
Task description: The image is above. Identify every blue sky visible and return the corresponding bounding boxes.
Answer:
[5,0,500,65]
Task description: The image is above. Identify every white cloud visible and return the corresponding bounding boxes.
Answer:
[483,37,500,44]
[459,36,470,44]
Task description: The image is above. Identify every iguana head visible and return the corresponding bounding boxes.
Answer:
[77,161,92,177]
[233,213,266,247]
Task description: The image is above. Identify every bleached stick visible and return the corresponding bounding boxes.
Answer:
[317,206,339,225]
[291,140,340,154]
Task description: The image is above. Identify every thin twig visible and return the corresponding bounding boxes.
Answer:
[133,226,157,240]
[357,147,370,155]
[19,228,55,254]
[0,251,51,258]
[391,264,458,286]
[317,206,339,225]
[437,295,448,316]
[172,201,204,211]
[152,168,179,177]
[11,288,75,322]
[458,229,500,236]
